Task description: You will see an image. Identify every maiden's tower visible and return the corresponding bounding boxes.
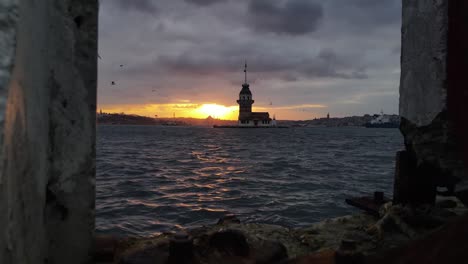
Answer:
[237,63,274,127]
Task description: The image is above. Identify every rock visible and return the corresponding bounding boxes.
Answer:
[217,214,241,225]
[95,235,120,262]
[276,249,336,264]
[209,229,250,257]
[339,239,356,252]
[345,193,390,216]
[335,251,364,264]
[168,232,194,263]
[118,245,168,264]
[374,192,385,203]
[296,214,377,255]
[367,205,417,239]
[455,184,468,207]
[363,213,468,264]
[253,240,288,264]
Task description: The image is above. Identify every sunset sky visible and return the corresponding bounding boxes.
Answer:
[98,0,401,120]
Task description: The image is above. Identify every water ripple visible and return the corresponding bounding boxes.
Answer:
[96,125,403,236]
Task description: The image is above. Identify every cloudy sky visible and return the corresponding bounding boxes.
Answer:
[98,0,401,120]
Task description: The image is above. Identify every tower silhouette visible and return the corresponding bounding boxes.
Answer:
[237,62,254,121]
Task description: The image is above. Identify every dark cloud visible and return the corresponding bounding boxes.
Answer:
[303,49,368,79]
[113,0,158,14]
[350,0,387,8]
[136,47,368,81]
[325,0,401,30]
[184,0,220,6]
[248,0,323,35]
[98,0,401,116]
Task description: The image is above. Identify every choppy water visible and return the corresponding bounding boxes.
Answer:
[96,125,403,236]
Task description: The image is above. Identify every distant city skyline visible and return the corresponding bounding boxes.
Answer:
[98,0,401,120]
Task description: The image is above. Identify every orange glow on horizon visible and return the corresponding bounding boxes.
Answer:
[98,102,328,120]
[193,104,238,120]
[100,103,239,120]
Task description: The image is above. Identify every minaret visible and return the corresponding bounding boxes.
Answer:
[237,62,254,121]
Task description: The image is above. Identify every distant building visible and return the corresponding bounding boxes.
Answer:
[97,109,107,117]
[237,63,274,127]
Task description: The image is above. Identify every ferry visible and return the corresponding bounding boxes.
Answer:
[364,111,399,128]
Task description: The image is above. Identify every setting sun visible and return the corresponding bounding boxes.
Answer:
[193,104,237,120]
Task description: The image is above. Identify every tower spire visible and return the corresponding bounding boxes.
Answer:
[244,60,247,84]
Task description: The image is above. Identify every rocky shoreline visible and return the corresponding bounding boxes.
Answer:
[95,196,467,264]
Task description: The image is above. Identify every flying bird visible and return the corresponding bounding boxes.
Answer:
[111,81,115,85]
[120,64,124,67]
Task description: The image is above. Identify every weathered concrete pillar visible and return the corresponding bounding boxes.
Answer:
[0,0,98,263]
[446,0,468,204]
[0,0,18,164]
[398,0,468,205]
[393,151,437,205]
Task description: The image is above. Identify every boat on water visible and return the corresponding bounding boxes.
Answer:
[364,111,399,128]
[161,122,180,126]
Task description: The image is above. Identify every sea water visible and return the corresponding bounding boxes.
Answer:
[96,125,403,236]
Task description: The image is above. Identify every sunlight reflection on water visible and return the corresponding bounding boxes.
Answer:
[96,125,403,236]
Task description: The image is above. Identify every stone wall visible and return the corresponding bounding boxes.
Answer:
[0,0,98,263]
[399,0,468,204]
